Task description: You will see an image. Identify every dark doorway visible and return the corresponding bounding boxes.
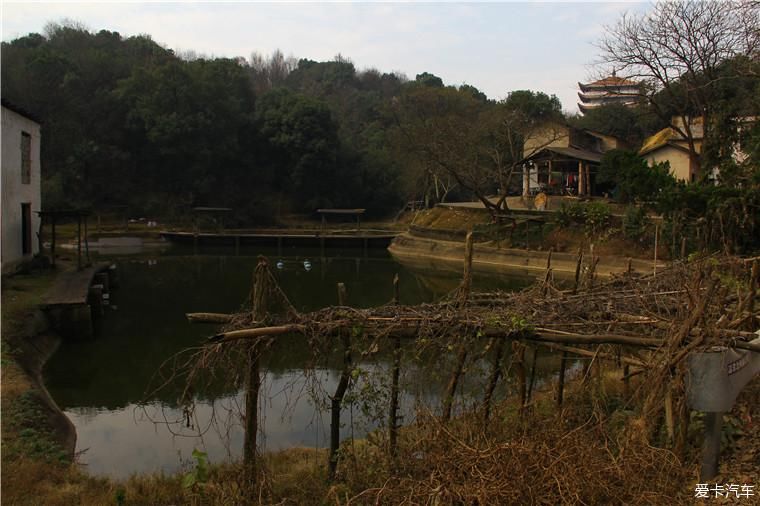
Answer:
[21,203,32,255]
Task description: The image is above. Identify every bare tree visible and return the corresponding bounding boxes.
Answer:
[249,49,297,93]
[597,1,760,168]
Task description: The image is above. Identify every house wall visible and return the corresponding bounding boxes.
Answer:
[644,145,694,182]
[524,123,570,154]
[2,106,42,272]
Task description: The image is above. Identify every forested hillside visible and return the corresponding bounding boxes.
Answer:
[1,23,583,223]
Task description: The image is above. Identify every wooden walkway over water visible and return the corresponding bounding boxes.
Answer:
[40,262,115,338]
[160,230,398,249]
[40,263,111,308]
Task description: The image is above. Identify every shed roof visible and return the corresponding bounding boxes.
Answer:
[524,146,602,164]
[1,99,41,124]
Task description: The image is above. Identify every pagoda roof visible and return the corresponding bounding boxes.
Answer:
[578,76,639,92]
[577,91,640,103]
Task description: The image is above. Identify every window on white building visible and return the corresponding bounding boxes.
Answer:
[21,131,31,184]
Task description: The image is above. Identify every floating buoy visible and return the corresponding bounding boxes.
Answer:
[276,260,285,270]
[303,260,312,271]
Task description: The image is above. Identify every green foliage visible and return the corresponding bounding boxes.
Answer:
[656,180,760,253]
[2,26,404,222]
[115,487,126,505]
[622,205,650,242]
[573,103,663,147]
[557,201,612,238]
[597,150,675,204]
[182,449,209,489]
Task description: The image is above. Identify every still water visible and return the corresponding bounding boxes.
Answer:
[44,245,535,478]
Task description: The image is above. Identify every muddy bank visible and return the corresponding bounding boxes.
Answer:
[388,232,663,278]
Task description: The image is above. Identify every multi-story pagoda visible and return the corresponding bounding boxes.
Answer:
[577,72,641,114]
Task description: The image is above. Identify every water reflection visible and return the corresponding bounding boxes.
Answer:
[45,246,543,478]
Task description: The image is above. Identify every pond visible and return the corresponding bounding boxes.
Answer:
[44,244,553,478]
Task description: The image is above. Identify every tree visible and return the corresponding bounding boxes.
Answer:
[572,103,663,147]
[597,150,675,204]
[390,86,564,216]
[597,0,760,174]
[489,90,564,208]
[255,88,341,210]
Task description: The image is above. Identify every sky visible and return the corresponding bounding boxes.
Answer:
[1,1,647,114]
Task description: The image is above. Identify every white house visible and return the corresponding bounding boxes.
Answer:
[2,100,42,273]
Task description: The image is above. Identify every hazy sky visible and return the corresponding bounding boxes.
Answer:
[1,2,647,113]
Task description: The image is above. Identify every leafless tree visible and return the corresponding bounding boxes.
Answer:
[249,49,297,93]
[597,0,760,167]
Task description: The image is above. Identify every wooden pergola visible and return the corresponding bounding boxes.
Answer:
[37,209,92,270]
[316,208,366,230]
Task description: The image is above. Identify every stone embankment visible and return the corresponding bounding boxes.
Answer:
[389,231,662,278]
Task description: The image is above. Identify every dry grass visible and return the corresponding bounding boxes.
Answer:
[410,206,490,231]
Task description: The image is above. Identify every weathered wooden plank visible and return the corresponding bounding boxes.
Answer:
[41,262,111,307]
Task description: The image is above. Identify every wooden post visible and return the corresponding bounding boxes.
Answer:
[573,246,584,294]
[577,161,584,196]
[77,216,82,270]
[244,257,268,492]
[514,342,527,414]
[460,231,474,305]
[50,216,57,268]
[329,283,352,481]
[527,346,539,405]
[557,351,568,407]
[84,215,90,266]
[243,344,261,490]
[653,223,659,277]
[442,345,468,422]
[747,260,758,329]
[482,338,505,422]
[700,412,723,481]
[542,248,553,297]
[681,236,687,259]
[664,385,675,446]
[388,274,401,462]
